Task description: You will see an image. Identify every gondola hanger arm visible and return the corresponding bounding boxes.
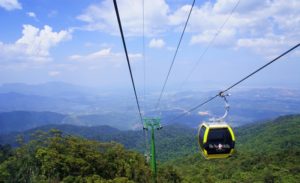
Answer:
[209,92,230,122]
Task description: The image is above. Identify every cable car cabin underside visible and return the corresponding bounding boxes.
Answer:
[198,122,235,159]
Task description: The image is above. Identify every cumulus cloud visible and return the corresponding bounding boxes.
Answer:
[168,4,192,25]
[0,24,72,63]
[77,0,170,36]
[69,48,112,61]
[27,12,36,18]
[149,38,165,48]
[185,0,300,56]
[69,48,142,65]
[0,0,21,11]
[76,0,300,57]
[190,29,236,46]
[198,111,210,116]
[128,53,143,60]
[236,34,294,59]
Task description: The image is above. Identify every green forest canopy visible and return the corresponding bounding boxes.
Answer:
[0,114,299,182]
[0,129,181,183]
[164,115,300,182]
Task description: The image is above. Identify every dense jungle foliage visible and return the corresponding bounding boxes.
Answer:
[0,115,299,182]
[163,115,300,182]
[0,129,180,183]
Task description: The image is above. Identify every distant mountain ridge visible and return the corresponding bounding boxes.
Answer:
[0,111,66,134]
[0,82,300,129]
[0,111,139,134]
[0,92,79,113]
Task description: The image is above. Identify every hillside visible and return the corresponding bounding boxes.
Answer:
[236,115,300,153]
[164,115,300,182]
[0,123,197,162]
[0,124,122,145]
[0,130,181,182]
[2,114,300,163]
[0,115,299,182]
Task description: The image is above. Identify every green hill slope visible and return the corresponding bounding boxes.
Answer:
[0,130,181,183]
[0,115,299,182]
[0,123,197,162]
[236,115,300,153]
[163,115,300,183]
[155,124,198,162]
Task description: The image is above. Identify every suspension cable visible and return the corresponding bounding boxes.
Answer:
[113,0,143,123]
[143,0,146,112]
[169,43,300,123]
[155,0,196,110]
[177,0,241,91]
[142,0,150,162]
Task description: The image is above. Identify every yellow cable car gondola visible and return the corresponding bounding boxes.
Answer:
[198,92,235,159]
[198,122,235,159]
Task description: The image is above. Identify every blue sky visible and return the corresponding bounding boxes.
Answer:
[0,0,299,93]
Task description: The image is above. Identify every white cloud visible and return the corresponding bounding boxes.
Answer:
[27,12,36,18]
[48,71,60,77]
[198,111,210,116]
[0,0,21,11]
[76,0,300,57]
[77,0,170,36]
[236,34,299,58]
[181,0,300,57]
[0,24,72,63]
[128,53,142,60]
[69,48,112,61]
[212,0,268,14]
[190,29,236,46]
[149,38,165,48]
[168,4,192,25]
[69,48,142,64]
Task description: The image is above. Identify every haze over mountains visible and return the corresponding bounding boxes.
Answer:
[0,82,299,182]
[0,82,300,133]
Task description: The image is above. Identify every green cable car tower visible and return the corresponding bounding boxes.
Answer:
[143,118,162,182]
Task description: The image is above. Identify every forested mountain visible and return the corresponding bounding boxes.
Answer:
[0,130,181,182]
[164,115,300,182]
[0,123,198,162]
[0,114,299,182]
[0,124,120,146]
